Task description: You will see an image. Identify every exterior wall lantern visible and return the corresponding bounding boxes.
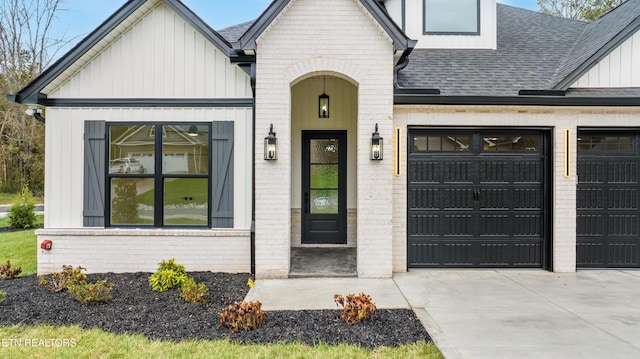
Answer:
[371,123,383,160]
[264,124,277,160]
[319,76,329,118]
[187,125,199,137]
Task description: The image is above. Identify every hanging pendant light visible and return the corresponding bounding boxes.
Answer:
[319,76,330,118]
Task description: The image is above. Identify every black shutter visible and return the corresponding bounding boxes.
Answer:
[83,120,106,227]
[211,121,234,228]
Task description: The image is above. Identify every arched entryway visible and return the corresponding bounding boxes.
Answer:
[289,74,358,276]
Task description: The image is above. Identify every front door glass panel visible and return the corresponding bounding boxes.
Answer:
[310,139,339,214]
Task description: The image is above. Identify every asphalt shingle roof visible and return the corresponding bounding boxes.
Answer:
[214,2,640,98]
[217,20,254,43]
[550,0,640,89]
[396,5,586,96]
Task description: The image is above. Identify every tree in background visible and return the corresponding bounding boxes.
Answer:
[0,0,68,195]
[537,0,627,21]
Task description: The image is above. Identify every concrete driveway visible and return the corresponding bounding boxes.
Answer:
[394,270,640,359]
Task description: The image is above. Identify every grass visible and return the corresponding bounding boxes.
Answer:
[0,193,44,205]
[136,178,207,206]
[0,325,442,359]
[0,229,37,277]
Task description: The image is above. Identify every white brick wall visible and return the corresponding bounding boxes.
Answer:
[392,105,640,273]
[36,229,251,274]
[254,0,395,278]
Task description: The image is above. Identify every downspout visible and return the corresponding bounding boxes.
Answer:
[250,63,257,275]
[394,47,413,89]
[26,107,46,123]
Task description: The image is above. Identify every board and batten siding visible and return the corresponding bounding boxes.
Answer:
[44,107,253,230]
[573,31,640,88]
[47,2,251,99]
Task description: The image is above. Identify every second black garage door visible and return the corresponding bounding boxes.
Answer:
[577,130,640,268]
[408,129,551,268]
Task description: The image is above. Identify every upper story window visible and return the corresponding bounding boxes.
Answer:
[424,0,480,35]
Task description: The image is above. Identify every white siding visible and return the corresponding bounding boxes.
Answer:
[44,107,253,230]
[573,31,640,88]
[48,3,251,99]
[385,0,497,49]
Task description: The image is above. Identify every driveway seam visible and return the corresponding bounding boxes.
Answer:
[393,276,462,359]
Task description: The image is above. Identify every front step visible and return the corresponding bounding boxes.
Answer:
[290,247,357,278]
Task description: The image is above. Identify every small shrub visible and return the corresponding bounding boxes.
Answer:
[0,260,22,279]
[148,258,187,292]
[68,280,114,304]
[334,292,377,324]
[0,290,5,304]
[38,265,87,292]
[218,301,266,333]
[180,277,209,303]
[8,185,37,229]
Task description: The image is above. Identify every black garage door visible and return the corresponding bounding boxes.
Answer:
[408,129,551,268]
[577,130,640,268]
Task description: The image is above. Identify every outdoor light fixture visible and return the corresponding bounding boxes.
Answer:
[264,124,277,160]
[187,125,199,137]
[371,123,383,160]
[319,76,329,118]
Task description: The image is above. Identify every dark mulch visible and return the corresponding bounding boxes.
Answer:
[0,272,431,349]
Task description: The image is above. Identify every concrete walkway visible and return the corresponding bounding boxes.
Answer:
[246,270,640,358]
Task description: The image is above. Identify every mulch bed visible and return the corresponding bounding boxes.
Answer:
[0,272,431,348]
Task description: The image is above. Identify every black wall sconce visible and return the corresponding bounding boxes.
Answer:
[319,76,329,118]
[264,124,277,160]
[371,123,383,160]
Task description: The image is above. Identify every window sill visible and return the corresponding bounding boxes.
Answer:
[35,228,251,237]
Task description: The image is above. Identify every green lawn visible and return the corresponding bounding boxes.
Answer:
[0,193,44,205]
[0,229,37,276]
[0,325,442,359]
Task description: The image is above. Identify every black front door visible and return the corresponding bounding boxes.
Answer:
[302,131,347,244]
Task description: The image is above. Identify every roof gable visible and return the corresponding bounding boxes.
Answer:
[235,0,415,52]
[10,0,233,105]
[551,0,640,90]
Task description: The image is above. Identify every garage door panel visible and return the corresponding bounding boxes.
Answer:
[444,188,474,209]
[577,131,640,268]
[577,188,604,209]
[443,161,473,183]
[408,129,549,268]
[514,161,543,183]
[408,160,440,183]
[408,188,439,209]
[513,188,543,209]
[443,214,474,236]
[608,161,637,183]
[608,188,637,209]
[514,214,543,236]
[608,242,639,266]
[578,161,605,183]
[608,214,638,236]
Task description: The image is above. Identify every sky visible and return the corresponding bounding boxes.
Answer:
[50,0,539,58]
